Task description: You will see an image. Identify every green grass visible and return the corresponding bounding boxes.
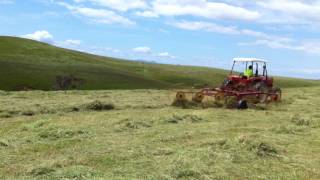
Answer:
[1,87,320,179]
[0,36,319,90]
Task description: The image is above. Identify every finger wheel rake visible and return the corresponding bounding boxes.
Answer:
[192,92,204,103]
[176,91,187,101]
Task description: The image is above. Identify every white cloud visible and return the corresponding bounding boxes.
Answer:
[239,39,320,54]
[158,52,175,58]
[63,39,82,46]
[257,0,320,24]
[21,30,54,43]
[131,46,176,59]
[0,0,13,4]
[170,20,292,42]
[171,21,239,35]
[135,11,159,18]
[132,46,152,53]
[290,68,320,75]
[73,0,86,3]
[105,47,120,53]
[171,20,320,54]
[57,2,135,25]
[150,0,260,21]
[88,0,148,12]
[299,42,320,54]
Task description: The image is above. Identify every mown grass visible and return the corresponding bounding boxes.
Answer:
[0,36,319,91]
[1,87,320,179]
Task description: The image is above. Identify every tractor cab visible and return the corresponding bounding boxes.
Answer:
[223,58,273,90]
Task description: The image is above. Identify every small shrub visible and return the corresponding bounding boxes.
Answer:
[188,115,203,122]
[0,112,12,118]
[167,115,183,124]
[291,115,310,126]
[54,75,85,90]
[116,119,152,131]
[152,148,174,156]
[256,142,278,157]
[22,120,48,131]
[239,137,279,157]
[0,139,9,147]
[53,166,98,179]
[201,139,228,148]
[29,167,55,176]
[175,169,200,179]
[85,101,115,111]
[22,110,35,116]
[170,160,201,179]
[247,142,278,157]
[272,125,297,134]
[166,114,204,124]
[39,108,57,114]
[39,128,88,140]
[70,107,80,112]
[125,121,152,129]
[0,91,9,96]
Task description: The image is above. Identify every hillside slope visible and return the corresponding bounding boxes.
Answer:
[0,36,318,90]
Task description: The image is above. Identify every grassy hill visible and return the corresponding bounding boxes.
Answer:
[0,36,318,90]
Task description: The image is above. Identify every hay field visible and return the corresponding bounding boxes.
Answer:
[1,87,320,179]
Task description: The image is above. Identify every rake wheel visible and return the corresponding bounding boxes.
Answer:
[176,92,186,101]
[192,92,204,103]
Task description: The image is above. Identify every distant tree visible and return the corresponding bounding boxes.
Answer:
[54,75,85,90]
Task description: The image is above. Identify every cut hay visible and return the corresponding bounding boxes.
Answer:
[84,100,115,111]
[171,99,198,109]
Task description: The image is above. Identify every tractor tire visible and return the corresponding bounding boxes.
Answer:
[254,82,270,103]
[254,82,269,92]
[237,100,248,110]
[272,87,282,101]
[192,92,204,103]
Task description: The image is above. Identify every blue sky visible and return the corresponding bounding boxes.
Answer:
[0,0,320,79]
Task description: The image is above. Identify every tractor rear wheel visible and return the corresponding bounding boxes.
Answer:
[237,100,248,109]
[272,87,282,101]
[254,82,270,103]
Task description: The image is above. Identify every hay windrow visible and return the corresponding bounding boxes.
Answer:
[38,127,89,140]
[172,98,224,109]
[166,114,204,124]
[291,114,311,126]
[84,100,115,111]
[237,135,280,157]
[114,118,153,132]
[21,110,35,116]
[0,139,9,147]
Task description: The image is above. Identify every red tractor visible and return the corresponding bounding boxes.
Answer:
[175,58,281,109]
